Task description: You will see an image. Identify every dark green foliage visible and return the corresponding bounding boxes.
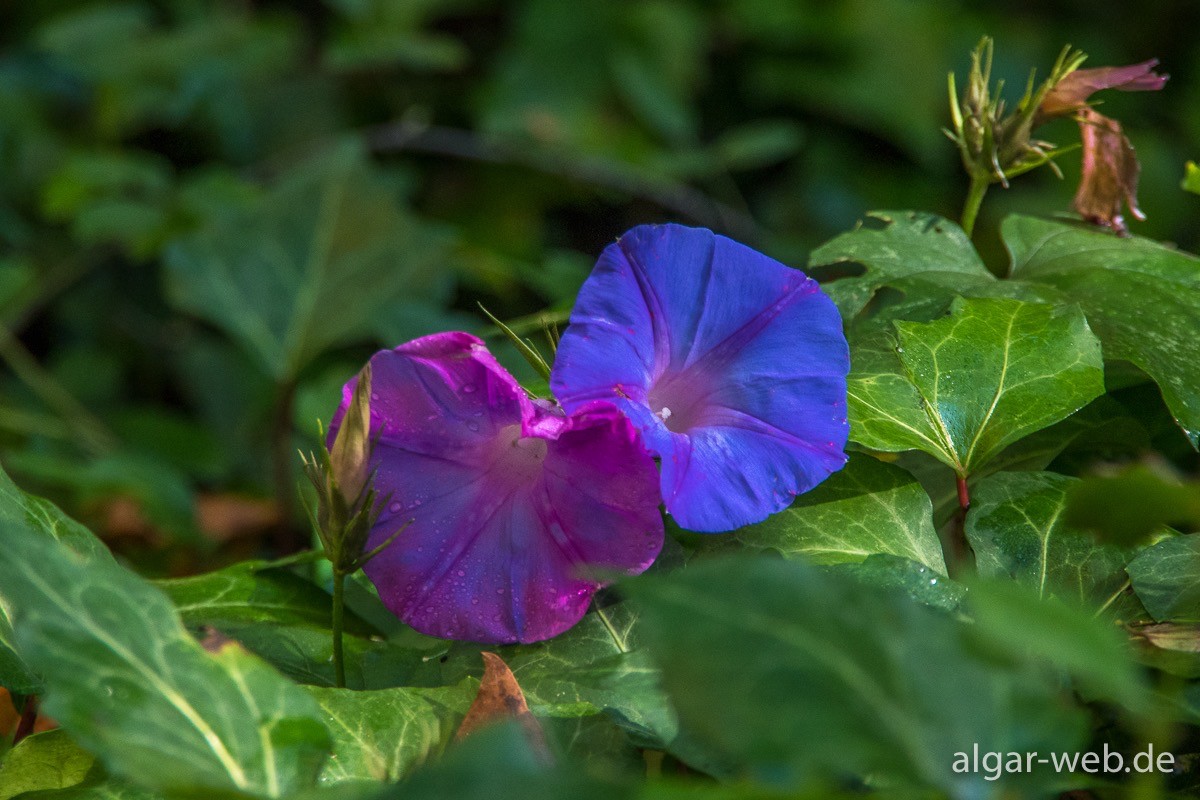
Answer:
[1,3,1199,799]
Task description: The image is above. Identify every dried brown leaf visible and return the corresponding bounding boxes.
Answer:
[455,651,551,762]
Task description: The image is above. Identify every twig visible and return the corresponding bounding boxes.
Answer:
[367,120,762,244]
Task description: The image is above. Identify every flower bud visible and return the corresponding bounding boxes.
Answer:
[329,364,373,506]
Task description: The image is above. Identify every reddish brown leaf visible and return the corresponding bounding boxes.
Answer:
[456,651,551,762]
[1040,59,1168,119]
[1073,108,1144,236]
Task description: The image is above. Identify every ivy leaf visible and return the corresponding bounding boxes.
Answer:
[305,683,473,786]
[1065,463,1200,547]
[1005,214,1200,447]
[209,622,441,690]
[736,453,946,574]
[966,472,1129,607]
[441,604,675,748]
[1127,535,1200,621]
[966,580,1146,710]
[807,210,995,322]
[848,297,1105,476]
[0,730,95,800]
[0,528,331,797]
[164,143,450,380]
[826,554,965,612]
[2,779,163,800]
[157,561,377,636]
[625,555,1085,795]
[0,465,114,694]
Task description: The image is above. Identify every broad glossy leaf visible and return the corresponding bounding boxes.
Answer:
[0,465,113,694]
[0,730,95,800]
[807,210,994,320]
[0,529,331,797]
[966,472,1129,607]
[158,561,377,636]
[442,604,676,747]
[1005,215,1200,447]
[626,555,1085,794]
[8,780,163,800]
[848,297,1105,475]
[826,554,964,612]
[967,580,1146,710]
[211,622,439,690]
[164,144,450,379]
[1127,535,1200,621]
[394,724,626,800]
[1065,464,1200,546]
[737,453,945,574]
[306,683,473,785]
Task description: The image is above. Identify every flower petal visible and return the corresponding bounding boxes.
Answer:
[334,333,662,643]
[552,224,850,532]
[1074,108,1145,236]
[1040,59,1168,119]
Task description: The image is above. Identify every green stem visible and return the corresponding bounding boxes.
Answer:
[960,174,990,238]
[331,569,346,688]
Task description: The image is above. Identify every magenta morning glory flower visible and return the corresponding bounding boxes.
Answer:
[330,331,663,644]
[550,224,849,533]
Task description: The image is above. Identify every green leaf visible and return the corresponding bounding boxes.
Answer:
[397,723,627,800]
[0,465,113,694]
[825,554,965,612]
[210,618,444,691]
[164,144,450,380]
[626,555,1086,794]
[7,779,163,800]
[807,210,995,321]
[848,297,1105,475]
[1005,214,1200,447]
[1127,535,1200,621]
[0,730,95,800]
[1065,463,1200,546]
[306,683,473,785]
[0,528,331,797]
[966,580,1146,710]
[441,603,676,747]
[736,453,946,574]
[966,472,1129,607]
[157,561,377,636]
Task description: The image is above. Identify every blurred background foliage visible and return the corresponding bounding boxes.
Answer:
[0,0,1196,571]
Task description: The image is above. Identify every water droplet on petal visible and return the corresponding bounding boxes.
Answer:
[462,384,476,394]
[389,501,402,513]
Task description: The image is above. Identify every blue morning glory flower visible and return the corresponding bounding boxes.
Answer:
[550,224,850,532]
